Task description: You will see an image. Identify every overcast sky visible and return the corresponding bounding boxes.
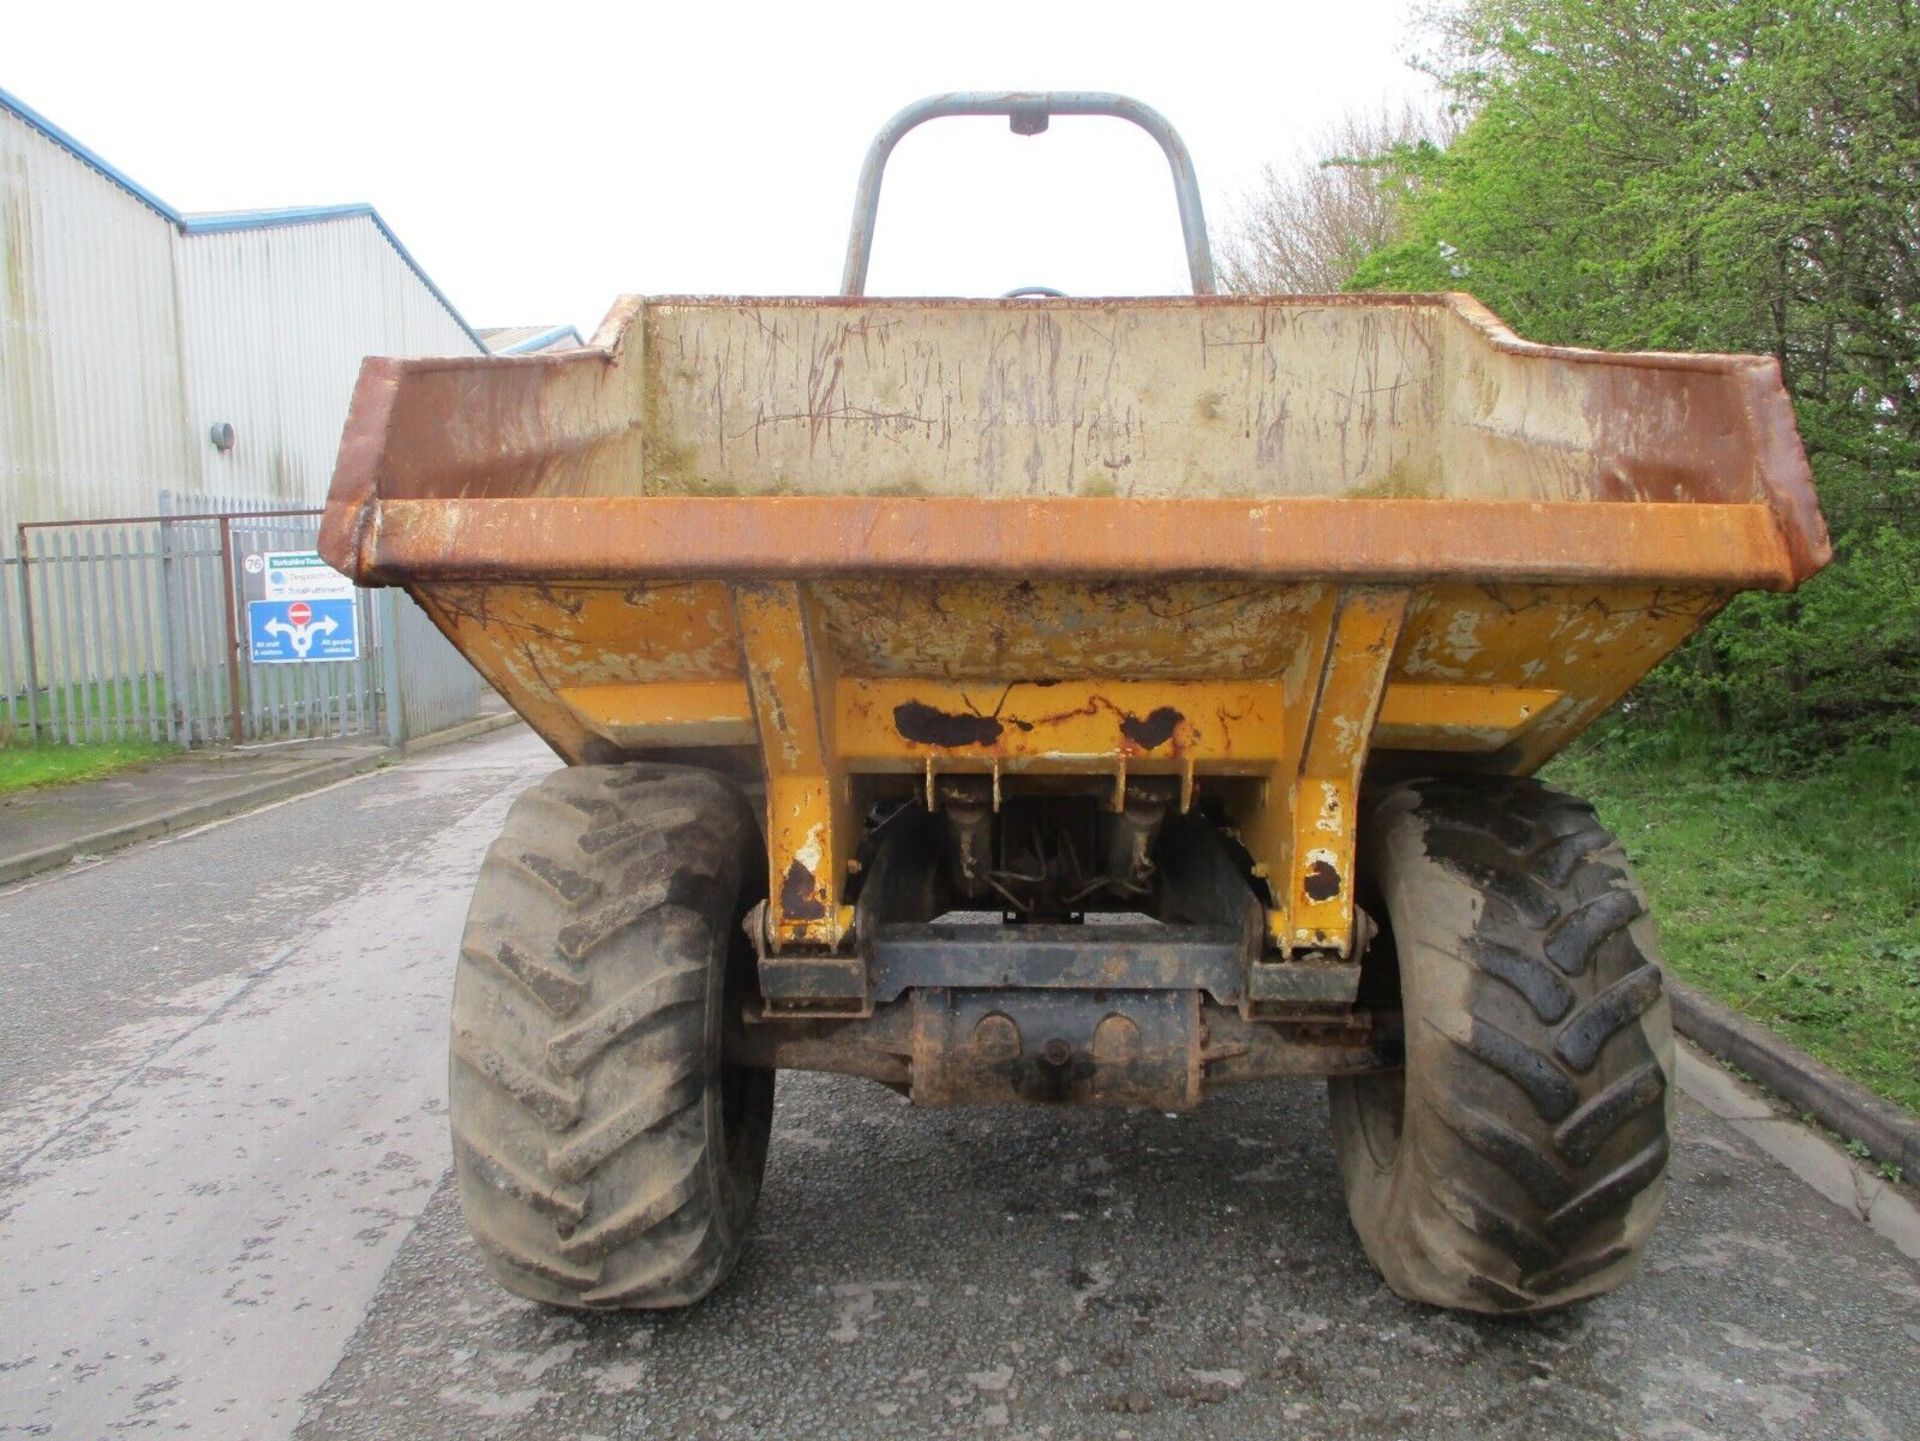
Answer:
[10,1,1436,337]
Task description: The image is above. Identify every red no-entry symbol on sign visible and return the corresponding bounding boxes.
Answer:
[289,601,312,627]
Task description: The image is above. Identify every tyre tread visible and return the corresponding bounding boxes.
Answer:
[1329,775,1674,1314]
[450,762,770,1310]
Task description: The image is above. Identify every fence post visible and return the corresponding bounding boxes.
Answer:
[380,588,407,748]
[158,510,191,746]
[217,517,247,745]
[14,528,44,740]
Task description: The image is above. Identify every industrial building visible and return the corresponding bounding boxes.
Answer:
[0,83,486,539]
[0,84,507,749]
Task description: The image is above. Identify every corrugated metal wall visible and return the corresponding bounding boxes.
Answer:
[1,102,481,538]
[0,108,196,539]
[180,222,479,508]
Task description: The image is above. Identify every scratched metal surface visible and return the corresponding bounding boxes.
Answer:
[638,299,1452,499]
[323,293,1818,518]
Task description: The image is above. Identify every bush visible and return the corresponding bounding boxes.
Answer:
[1356,0,1920,765]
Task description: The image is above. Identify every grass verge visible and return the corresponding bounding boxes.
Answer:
[0,737,176,796]
[1546,729,1920,1115]
[4,674,165,733]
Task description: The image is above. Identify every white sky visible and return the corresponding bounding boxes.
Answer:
[9,0,1436,337]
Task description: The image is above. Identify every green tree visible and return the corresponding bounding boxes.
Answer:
[1357,0,1920,762]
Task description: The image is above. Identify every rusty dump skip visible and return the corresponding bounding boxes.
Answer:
[320,291,1828,961]
[322,293,1826,585]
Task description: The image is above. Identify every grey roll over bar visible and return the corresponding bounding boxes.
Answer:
[839,91,1217,297]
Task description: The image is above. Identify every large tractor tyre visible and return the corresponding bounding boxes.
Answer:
[449,763,773,1310]
[1328,777,1674,1315]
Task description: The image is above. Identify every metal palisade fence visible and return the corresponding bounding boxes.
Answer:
[1,496,483,748]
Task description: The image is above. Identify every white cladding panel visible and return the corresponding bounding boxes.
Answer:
[2,100,480,539]
[0,107,195,539]
[179,220,479,509]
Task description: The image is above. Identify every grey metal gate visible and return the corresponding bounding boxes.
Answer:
[2,503,482,748]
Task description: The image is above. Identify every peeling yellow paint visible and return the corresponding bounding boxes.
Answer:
[1315,781,1344,834]
[415,574,1721,959]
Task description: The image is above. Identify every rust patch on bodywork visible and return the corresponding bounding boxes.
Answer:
[893,700,1005,748]
[780,858,828,921]
[1120,706,1182,750]
[1303,859,1343,902]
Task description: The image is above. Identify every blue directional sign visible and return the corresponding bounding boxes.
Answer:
[247,598,360,664]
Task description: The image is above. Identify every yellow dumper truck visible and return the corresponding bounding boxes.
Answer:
[320,94,1829,1315]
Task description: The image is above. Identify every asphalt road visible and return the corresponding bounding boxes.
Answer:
[2,726,1916,1440]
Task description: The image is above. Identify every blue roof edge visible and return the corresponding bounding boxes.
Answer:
[499,324,586,354]
[183,206,489,352]
[0,81,180,221]
[1,83,485,352]
[179,203,377,235]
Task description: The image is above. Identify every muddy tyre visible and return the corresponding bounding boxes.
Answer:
[1328,777,1673,1314]
[450,763,772,1309]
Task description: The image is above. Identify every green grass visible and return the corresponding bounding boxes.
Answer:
[1545,729,1920,1114]
[0,736,176,795]
[4,673,165,731]
[1,674,177,794]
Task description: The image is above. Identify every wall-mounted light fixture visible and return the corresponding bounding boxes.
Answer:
[209,422,236,452]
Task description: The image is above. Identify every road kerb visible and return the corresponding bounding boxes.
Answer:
[401,710,522,755]
[1675,1041,1920,1262]
[1669,978,1920,1181]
